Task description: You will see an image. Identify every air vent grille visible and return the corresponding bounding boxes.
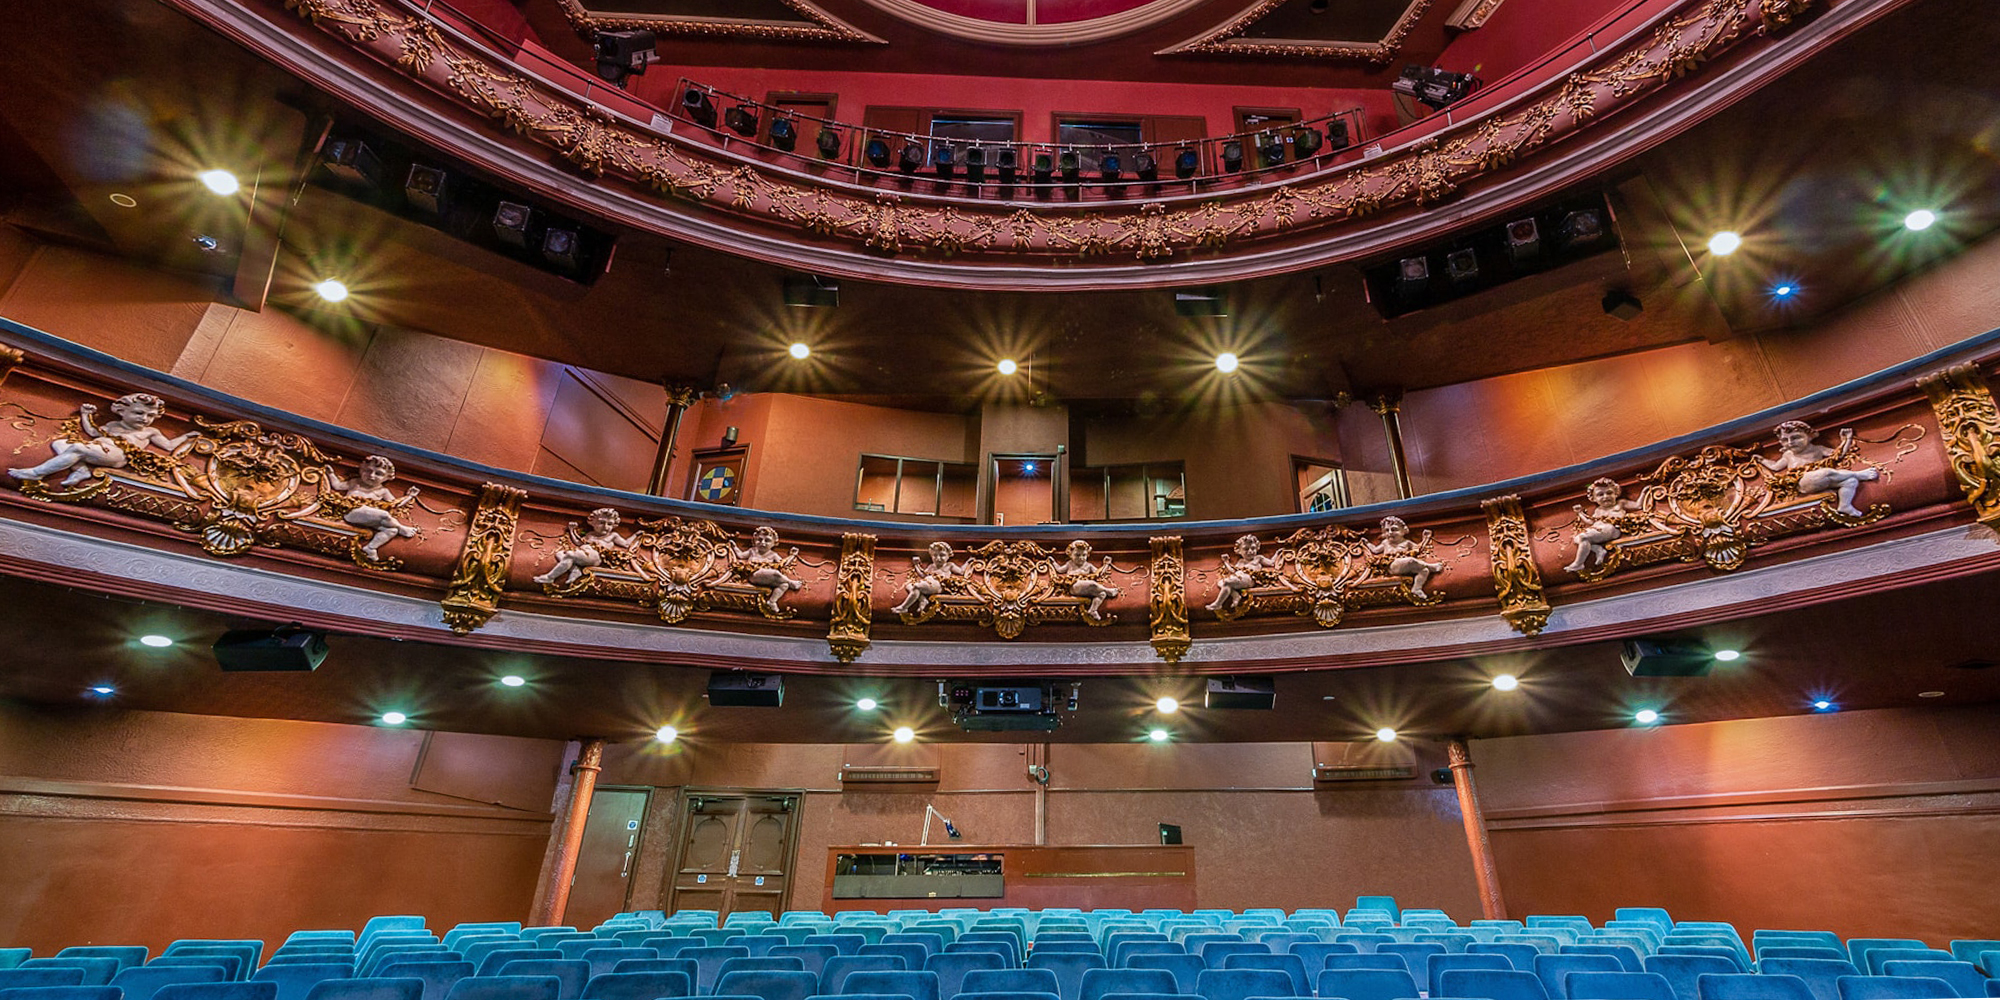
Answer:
[839,765,941,784]
[1313,764,1418,782]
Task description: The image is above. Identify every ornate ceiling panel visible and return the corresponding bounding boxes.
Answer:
[842,0,1213,45]
[1159,0,1433,62]
[552,0,884,43]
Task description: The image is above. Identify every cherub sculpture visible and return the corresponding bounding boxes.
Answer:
[1205,533,1282,612]
[893,541,971,616]
[326,455,420,561]
[1565,477,1643,574]
[1054,539,1120,620]
[1761,419,1879,518]
[9,392,200,487]
[1367,515,1443,599]
[534,507,635,586]
[732,525,805,613]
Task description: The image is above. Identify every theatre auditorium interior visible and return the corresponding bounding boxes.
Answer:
[7,0,2000,997]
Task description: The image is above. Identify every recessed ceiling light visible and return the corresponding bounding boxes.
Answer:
[499,674,526,687]
[1917,690,1945,698]
[997,359,1018,376]
[1215,352,1240,373]
[1904,209,1937,231]
[1375,727,1397,742]
[198,170,240,196]
[1770,283,1796,298]
[1707,231,1742,256]
[788,342,810,360]
[138,634,174,648]
[1633,709,1660,724]
[88,685,116,696]
[1155,696,1180,714]
[1712,649,1741,662]
[108,193,138,208]
[855,697,878,711]
[1491,674,1519,691]
[1148,729,1170,742]
[313,279,349,303]
[380,711,408,725]
[655,724,679,743]
[1812,700,1835,712]
[892,726,916,743]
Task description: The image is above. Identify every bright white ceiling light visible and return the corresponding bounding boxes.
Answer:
[198,170,240,196]
[313,279,349,303]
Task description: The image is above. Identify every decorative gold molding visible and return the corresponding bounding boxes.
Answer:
[550,0,884,44]
[1481,494,1550,635]
[536,516,818,623]
[893,539,1121,639]
[1445,0,1507,31]
[851,0,1210,47]
[1148,536,1191,663]
[1204,523,1452,629]
[262,0,1818,267]
[0,347,24,384]
[1158,0,1435,62]
[1918,363,2000,537]
[442,482,526,633]
[826,532,876,663]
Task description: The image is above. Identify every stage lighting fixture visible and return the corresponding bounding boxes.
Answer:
[932,143,957,177]
[1504,217,1541,263]
[1257,132,1285,167]
[681,88,717,128]
[1032,153,1054,183]
[767,116,797,151]
[1560,209,1606,249]
[1100,152,1122,181]
[1445,248,1479,284]
[898,142,924,172]
[1175,148,1200,179]
[592,29,656,88]
[491,201,538,248]
[1221,141,1244,171]
[1602,289,1643,321]
[1133,152,1158,181]
[996,148,1018,183]
[1059,150,1081,181]
[542,227,582,271]
[403,164,447,215]
[864,137,891,167]
[724,104,758,137]
[782,274,840,308]
[965,146,987,182]
[321,138,385,189]
[1291,125,1323,158]
[1392,64,1478,109]
[1396,256,1429,299]
[1325,118,1350,150]
[816,127,842,159]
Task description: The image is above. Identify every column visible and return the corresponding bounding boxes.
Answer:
[531,738,606,927]
[1447,738,1507,920]
[646,385,701,497]
[1372,393,1413,499]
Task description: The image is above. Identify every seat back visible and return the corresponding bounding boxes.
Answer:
[19,961,116,987]
[1075,967,1176,1000]
[1429,954,1515,996]
[374,962,474,1000]
[1473,945,1546,973]
[1879,962,1987,998]
[113,966,229,1000]
[1864,950,1953,977]
[247,964,351,1000]
[1314,968,1419,1000]
[307,979,427,1000]
[1567,972,1677,1000]
[0,972,91,991]
[1191,968,1293,1000]
[710,970,818,1000]
[56,950,148,974]
[1216,953,1306,996]
[1844,942,1927,974]
[959,970,1059,998]
[681,948,752,994]
[1643,955,1739,1000]
[839,971,941,1000]
[1536,954,1625,998]
[1123,954,1203,995]
[1438,968,1551,1000]
[1693,974,1814,1000]
[154,984,278,1000]
[494,961,588,1000]
[578,971,691,1000]
[822,957,904,995]
[1834,977,1959,1000]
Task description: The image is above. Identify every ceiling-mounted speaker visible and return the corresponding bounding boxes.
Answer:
[214,626,329,672]
[1621,638,1712,677]
[1205,676,1275,710]
[709,672,785,706]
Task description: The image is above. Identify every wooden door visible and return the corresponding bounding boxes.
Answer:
[562,786,652,928]
[666,791,800,919]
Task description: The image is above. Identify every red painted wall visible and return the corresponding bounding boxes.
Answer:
[1435,0,1629,85]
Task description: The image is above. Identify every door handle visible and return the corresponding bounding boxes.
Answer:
[620,851,633,878]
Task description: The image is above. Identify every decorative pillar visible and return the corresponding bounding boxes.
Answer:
[1481,494,1552,635]
[440,483,526,634]
[1372,394,1414,499]
[1447,738,1507,920]
[826,533,877,663]
[533,738,606,927]
[1147,536,1191,663]
[647,384,702,497]
[1918,363,2000,536]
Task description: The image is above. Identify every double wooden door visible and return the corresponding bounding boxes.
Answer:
[665,791,801,919]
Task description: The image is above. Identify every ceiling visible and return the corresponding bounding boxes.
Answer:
[3,567,1996,745]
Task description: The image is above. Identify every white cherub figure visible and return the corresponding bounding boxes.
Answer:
[1055,539,1121,619]
[893,541,971,616]
[327,455,420,561]
[10,392,200,487]
[1760,419,1879,518]
[1565,476,1642,574]
[1367,515,1443,599]
[1206,533,1281,612]
[732,525,805,613]
[534,507,635,585]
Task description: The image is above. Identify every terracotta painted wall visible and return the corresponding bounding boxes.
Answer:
[0,701,562,953]
[1472,704,2000,944]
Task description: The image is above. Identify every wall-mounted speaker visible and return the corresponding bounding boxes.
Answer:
[1205,676,1275,710]
[213,627,329,672]
[709,671,785,706]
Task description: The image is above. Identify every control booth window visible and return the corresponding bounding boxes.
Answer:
[859,107,1022,169]
[1055,115,1206,173]
[1071,461,1187,521]
[856,454,977,519]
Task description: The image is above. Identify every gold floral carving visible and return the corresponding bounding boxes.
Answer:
[256,0,1818,267]
[441,483,526,633]
[1148,536,1191,663]
[1446,0,1509,31]
[896,540,1120,639]
[1918,363,2000,535]
[1208,525,1447,629]
[0,347,25,383]
[548,0,882,44]
[827,532,876,663]
[1481,494,1550,635]
[1158,0,1436,62]
[540,516,814,623]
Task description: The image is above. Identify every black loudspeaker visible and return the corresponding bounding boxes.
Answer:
[214,627,329,672]
[1431,768,1455,785]
[709,672,785,706]
[1621,638,1713,677]
[1205,676,1276,710]
[1159,823,1183,845]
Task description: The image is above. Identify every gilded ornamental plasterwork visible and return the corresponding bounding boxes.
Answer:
[1918,363,2000,536]
[1156,0,1436,63]
[548,0,884,44]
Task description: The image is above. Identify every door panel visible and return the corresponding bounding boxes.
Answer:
[563,786,651,928]
[666,791,800,920]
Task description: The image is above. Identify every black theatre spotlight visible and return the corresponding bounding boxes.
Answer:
[592,29,657,88]
[898,142,925,172]
[1099,152,1122,181]
[1174,147,1200,179]
[1560,209,1606,249]
[403,164,447,215]
[965,146,987,182]
[681,88,717,128]
[932,143,957,177]
[1445,247,1479,284]
[863,137,891,167]
[1221,140,1244,172]
[996,148,1018,183]
[1396,256,1430,300]
[1325,118,1351,150]
[1257,132,1285,167]
[1291,125,1323,159]
[1058,150,1081,181]
[1504,217,1541,263]
[1133,152,1158,182]
[1032,152,1054,184]
[491,201,540,249]
[724,104,759,137]
[816,127,842,159]
[767,117,797,151]
[320,137,385,189]
[542,227,582,272]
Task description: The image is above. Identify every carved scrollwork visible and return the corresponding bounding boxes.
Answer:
[1918,363,2000,536]
[1481,494,1551,635]
[893,539,1121,639]
[1204,523,1449,629]
[538,515,813,623]
[441,482,526,633]
[1149,536,1191,663]
[827,533,876,663]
